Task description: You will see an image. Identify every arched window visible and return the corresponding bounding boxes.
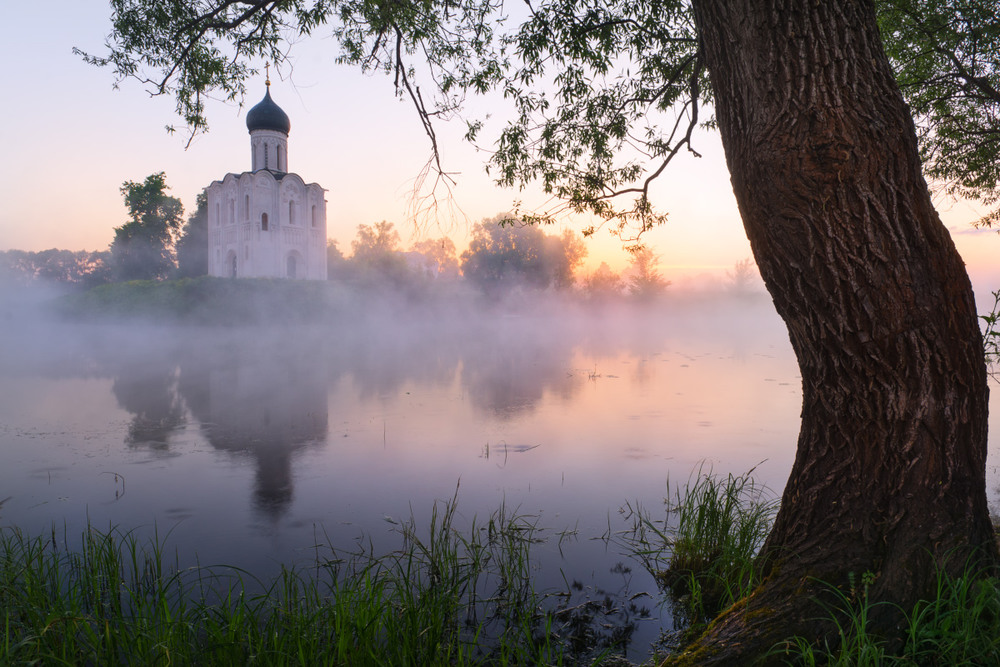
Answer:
[288,200,295,225]
[244,194,249,219]
[277,145,284,171]
[261,212,269,231]
[286,255,297,279]
[231,255,238,278]
[311,204,317,228]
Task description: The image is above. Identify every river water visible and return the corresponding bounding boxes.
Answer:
[1,290,997,659]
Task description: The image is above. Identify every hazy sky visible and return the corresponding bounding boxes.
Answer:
[2,1,997,285]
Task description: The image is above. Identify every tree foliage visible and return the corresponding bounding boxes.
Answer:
[877,0,1000,226]
[0,249,110,287]
[624,246,668,301]
[410,237,460,279]
[347,220,411,285]
[460,216,586,296]
[581,261,623,301]
[175,192,208,278]
[111,172,183,282]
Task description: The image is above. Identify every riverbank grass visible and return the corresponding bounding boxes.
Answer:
[620,466,777,635]
[1,497,611,666]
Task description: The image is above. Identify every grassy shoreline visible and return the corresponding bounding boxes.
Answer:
[1,497,647,666]
[5,472,1000,665]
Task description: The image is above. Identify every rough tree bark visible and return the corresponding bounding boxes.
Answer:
[667,0,998,663]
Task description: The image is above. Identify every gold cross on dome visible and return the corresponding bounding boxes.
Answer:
[265,62,271,87]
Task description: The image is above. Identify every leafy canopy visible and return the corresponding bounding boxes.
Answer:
[111,172,184,281]
[878,0,1000,226]
[81,0,999,235]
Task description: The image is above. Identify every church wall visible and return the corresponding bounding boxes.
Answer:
[207,173,327,280]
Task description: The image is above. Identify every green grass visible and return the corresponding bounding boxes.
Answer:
[1,492,629,666]
[770,564,1000,666]
[8,469,1000,665]
[619,464,778,635]
[55,276,345,325]
[615,465,1000,664]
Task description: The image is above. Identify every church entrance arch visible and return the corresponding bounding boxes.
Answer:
[286,251,304,279]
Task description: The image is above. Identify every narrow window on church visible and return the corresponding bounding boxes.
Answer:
[244,194,249,219]
[277,145,284,171]
[261,212,269,231]
[311,204,317,228]
[288,201,295,225]
[264,143,269,169]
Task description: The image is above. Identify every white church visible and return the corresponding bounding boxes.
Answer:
[206,81,328,280]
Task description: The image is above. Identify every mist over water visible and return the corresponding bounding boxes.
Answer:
[2,282,999,656]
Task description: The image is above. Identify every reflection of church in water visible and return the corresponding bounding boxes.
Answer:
[177,343,329,518]
[206,75,328,280]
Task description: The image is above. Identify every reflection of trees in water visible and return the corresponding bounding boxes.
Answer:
[111,361,185,449]
[457,319,579,419]
[330,325,463,401]
[320,311,583,419]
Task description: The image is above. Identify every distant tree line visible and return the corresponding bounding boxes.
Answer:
[3,172,688,301]
[0,248,112,287]
[327,215,676,301]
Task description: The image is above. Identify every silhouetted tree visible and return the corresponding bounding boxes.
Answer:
[461,216,586,296]
[582,262,624,302]
[349,221,410,285]
[726,257,758,294]
[175,192,207,278]
[326,239,346,280]
[410,237,460,279]
[625,247,669,301]
[110,172,183,281]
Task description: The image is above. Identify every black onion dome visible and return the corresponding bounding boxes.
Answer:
[246,88,290,134]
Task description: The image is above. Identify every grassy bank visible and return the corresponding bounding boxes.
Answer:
[1,495,639,666]
[55,277,344,325]
[5,473,1000,665]
[619,469,1000,665]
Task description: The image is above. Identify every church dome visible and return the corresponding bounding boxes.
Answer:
[246,87,290,134]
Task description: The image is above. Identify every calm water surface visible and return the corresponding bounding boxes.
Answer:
[2,293,998,657]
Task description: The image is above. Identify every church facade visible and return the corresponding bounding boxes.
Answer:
[206,83,328,280]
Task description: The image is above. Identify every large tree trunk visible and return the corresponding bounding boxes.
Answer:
[667,0,998,663]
